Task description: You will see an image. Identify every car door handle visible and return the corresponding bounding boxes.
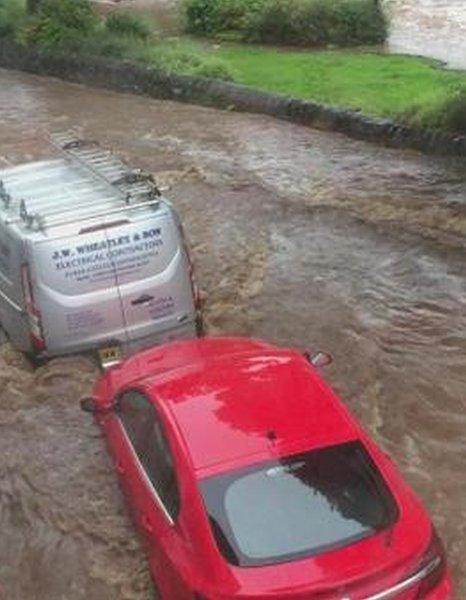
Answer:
[141,514,154,534]
[131,294,154,306]
[116,460,126,474]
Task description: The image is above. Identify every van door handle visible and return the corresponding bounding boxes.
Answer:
[131,294,154,306]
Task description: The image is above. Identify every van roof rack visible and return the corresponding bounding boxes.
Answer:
[0,134,162,232]
[50,132,161,205]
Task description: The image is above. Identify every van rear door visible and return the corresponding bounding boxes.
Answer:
[108,211,195,346]
[29,226,126,354]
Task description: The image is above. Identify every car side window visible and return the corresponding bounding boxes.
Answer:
[118,390,181,521]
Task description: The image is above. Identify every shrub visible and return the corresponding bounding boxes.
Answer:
[105,11,152,40]
[64,29,139,59]
[183,0,266,35]
[435,89,466,134]
[184,0,387,46]
[140,42,236,79]
[0,0,26,38]
[18,0,98,50]
[189,54,236,79]
[183,0,218,34]
[37,0,97,32]
[246,0,387,46]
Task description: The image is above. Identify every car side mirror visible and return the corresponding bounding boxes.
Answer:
[80,396,117,414]
[80,396,99,413]
[305,351,333,368]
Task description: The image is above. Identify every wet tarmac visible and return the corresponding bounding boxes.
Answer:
[0,68,465,598]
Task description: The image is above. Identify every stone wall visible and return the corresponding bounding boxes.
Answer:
[384,0,466,69]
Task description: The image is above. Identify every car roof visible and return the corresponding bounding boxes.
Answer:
[135,338,359,478]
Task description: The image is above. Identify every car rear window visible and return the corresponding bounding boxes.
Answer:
[200,441,399,567]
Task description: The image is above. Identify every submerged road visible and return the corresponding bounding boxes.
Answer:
[0,68,465,599]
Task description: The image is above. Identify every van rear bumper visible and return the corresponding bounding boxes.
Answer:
[121,318,200,356]
[36,317,201,361]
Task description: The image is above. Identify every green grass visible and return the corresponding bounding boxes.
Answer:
[205,44,466,127]
[133,40,236,79]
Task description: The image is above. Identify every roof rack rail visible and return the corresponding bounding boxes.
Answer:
[50,132,161,206]
[0,134,163,231]
[19,199,46,231]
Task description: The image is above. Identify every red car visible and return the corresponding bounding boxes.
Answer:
[83,337,453,599]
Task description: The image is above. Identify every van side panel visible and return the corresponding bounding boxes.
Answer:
[0,229,31,351]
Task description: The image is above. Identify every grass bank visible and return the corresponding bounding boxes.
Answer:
[206,43,466,130]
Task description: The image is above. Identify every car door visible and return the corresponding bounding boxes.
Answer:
[101,389,192,599]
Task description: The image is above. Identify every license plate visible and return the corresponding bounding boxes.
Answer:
[98,344,122,369]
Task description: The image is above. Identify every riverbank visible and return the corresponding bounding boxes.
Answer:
[1,0,466,152]
[200,41,466,131]
[1,38,465,158]
[100,0,466,135]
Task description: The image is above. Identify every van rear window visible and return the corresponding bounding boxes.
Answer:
[200,441,399,567]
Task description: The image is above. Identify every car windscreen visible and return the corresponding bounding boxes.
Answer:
[200,441,399,567]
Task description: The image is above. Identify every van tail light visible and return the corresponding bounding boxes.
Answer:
[414,528,447,598]
[21,263,46,352]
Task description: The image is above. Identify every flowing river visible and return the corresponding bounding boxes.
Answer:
[0,68,465,598]
[386,0,466,69]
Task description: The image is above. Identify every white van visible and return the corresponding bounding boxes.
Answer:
[0,135,202,361]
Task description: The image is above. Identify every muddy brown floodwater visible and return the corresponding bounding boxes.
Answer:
[386,0,466,70]
[0,68,465,599]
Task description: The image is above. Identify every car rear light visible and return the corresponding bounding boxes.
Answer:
[21,263,46,352]
[414,528,447,599]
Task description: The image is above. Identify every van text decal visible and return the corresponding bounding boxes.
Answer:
[52,228,161,261]
[51,227,164,283]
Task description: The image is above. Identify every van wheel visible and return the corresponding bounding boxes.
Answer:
[195,314,205,337]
